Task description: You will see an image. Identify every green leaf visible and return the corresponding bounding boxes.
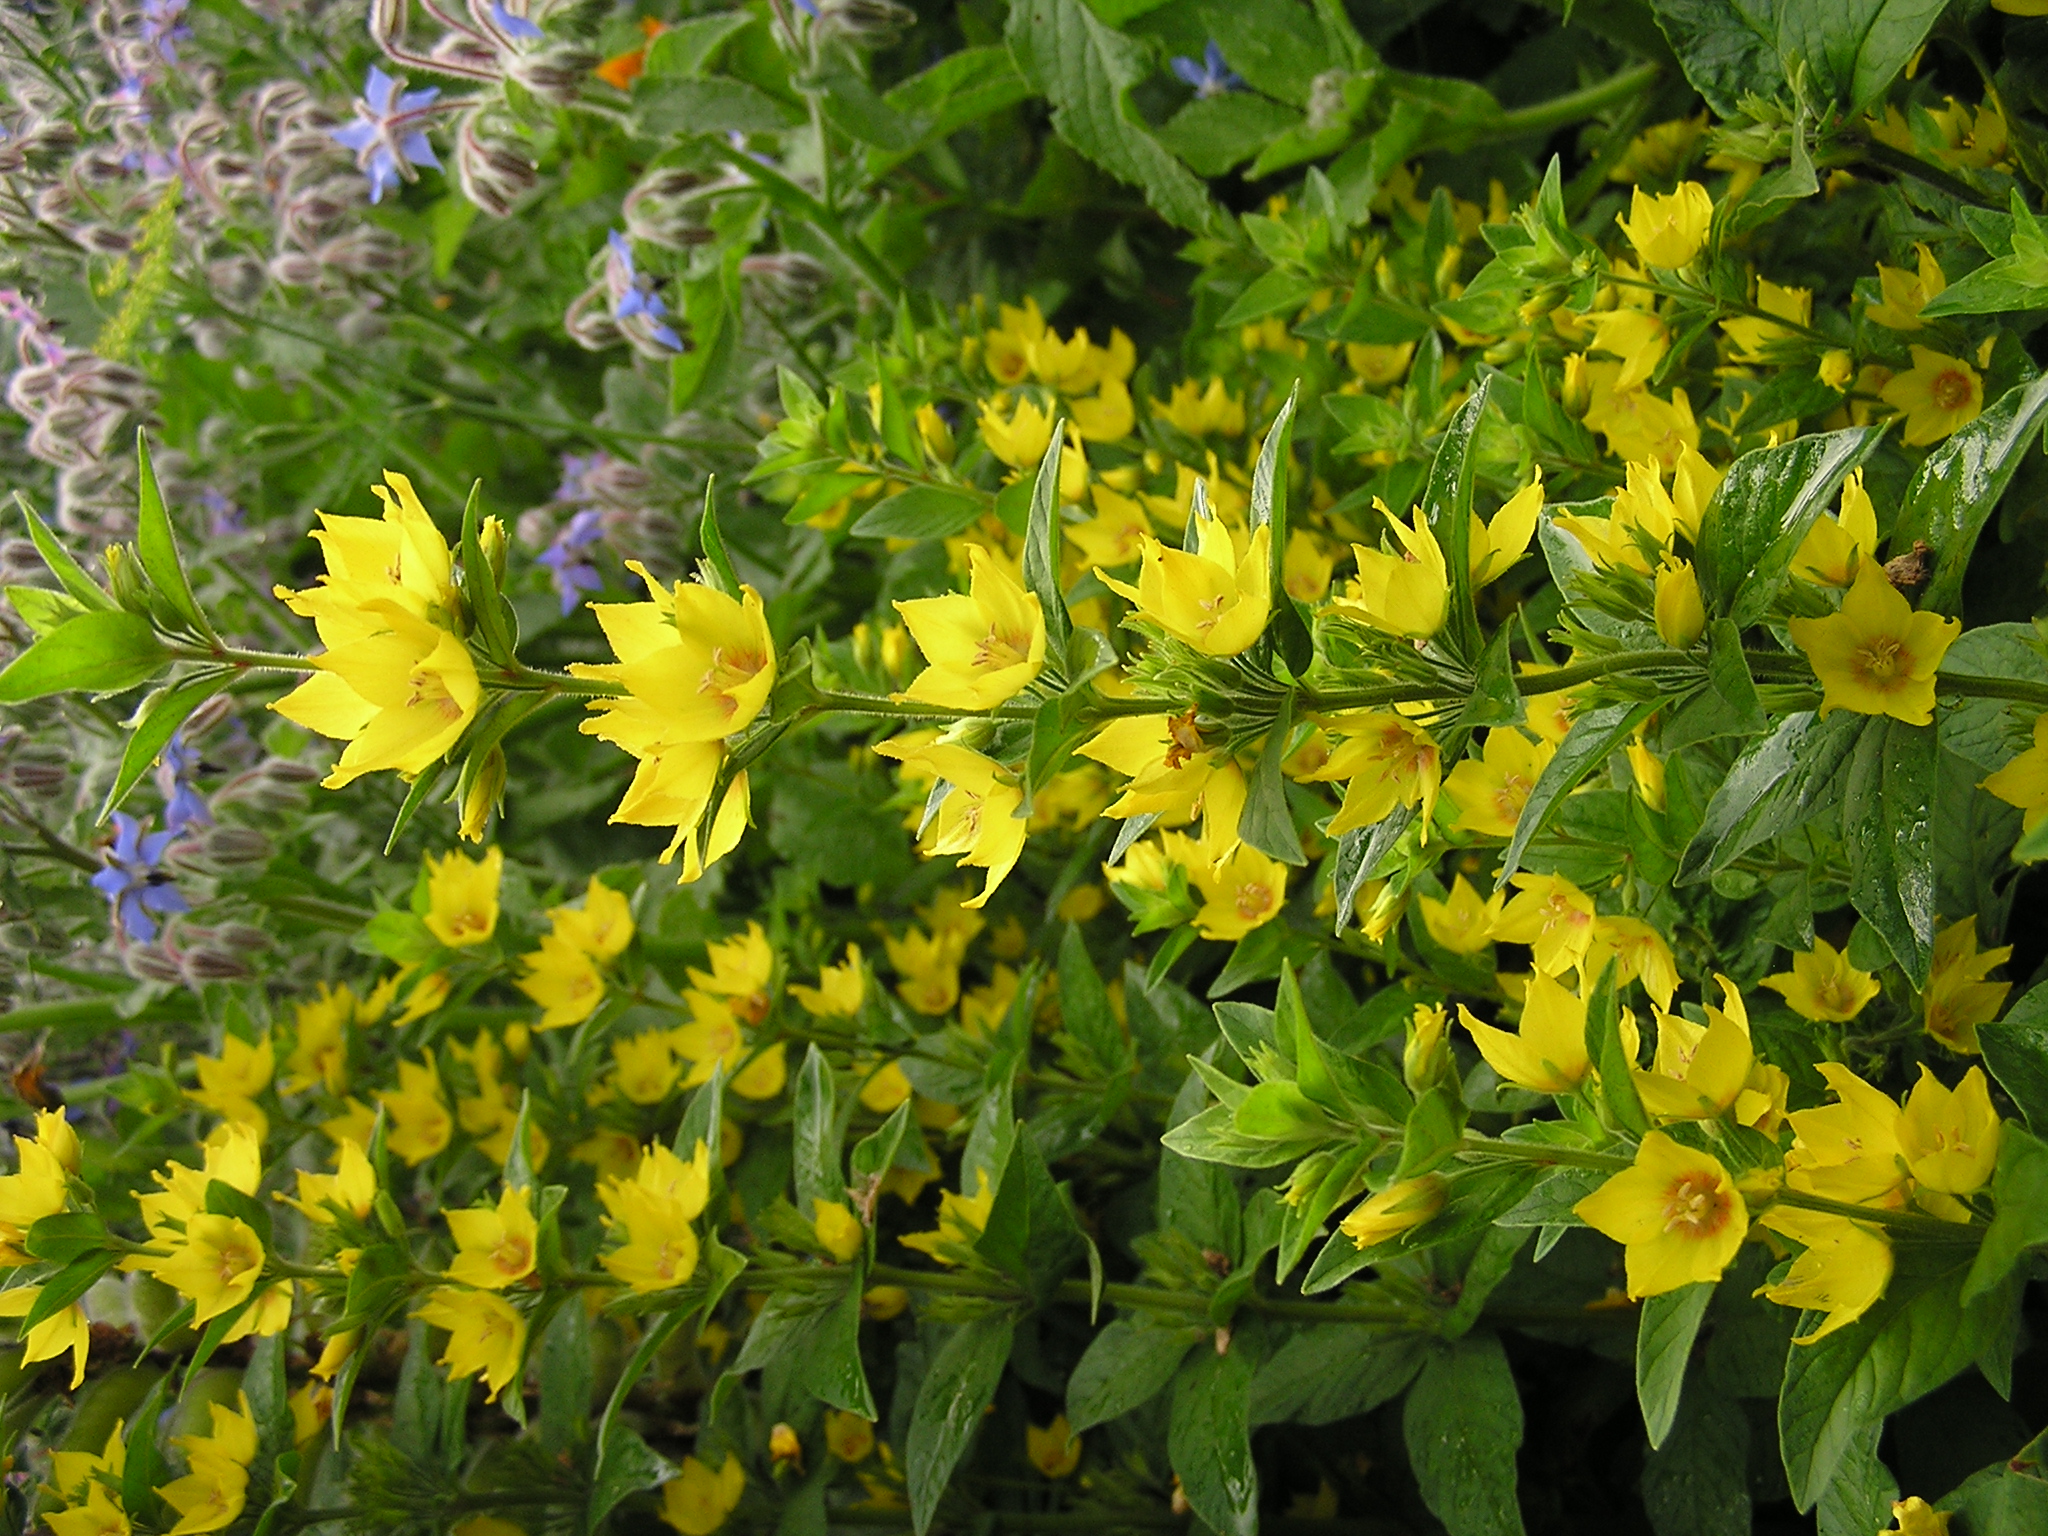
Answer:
[697,475,740,598]
[1678,710,1864,885]
[1250,1327,1429,1425]
[1843,718,1937,987]
[1778,1248,2015,1511]
[1637,1282,1715,1450]
[99,672,229,823]
[1156,94,1306,177]
[732,1277,874,1418]
[1238,692,1305,865]
[907,1309,1016,1536]
[537,1297,593,1454]
[1891,374,2048,615]
[975,1126,1088,1303]
[1498,701,1658,886]
[1695,426,1881,627]
[24,1211,110,1265]
[869,47,1035,176]
[1066,1318,1202,1433]
[1005,0,1223,236]
[134,432,207,635]
[1640,1389,1752,1536]
[0,609,167,703]
[1648,0,1942,116]
[642,11,754,77]
[1419,376,1493,663]
[1980,983,2048,1131]
[5,584,84,637]
[792,1044,844,1216]
[1963,1124,2048,1304]
[588,1422,674,1532]
[23,1249,116,1332]
[458,479,515,666]
[1169,1344,1259,1536]
[849,484,987,540]
[1021,416,1071,658]
[1585,958,1648,1136]
[16,493,113,612]
[1057,924,1132,1075]
[1403,1333,1527,1536]
[633,76,799,137]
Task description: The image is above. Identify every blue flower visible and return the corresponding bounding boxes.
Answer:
[139,0,191,63]
[332,66,442,204]
[605,230,684,351]
[489,2,544,41]
[538,507,608,615]
[154,727,212,834]
[90,812,189,944]
[1171,41,1243,99]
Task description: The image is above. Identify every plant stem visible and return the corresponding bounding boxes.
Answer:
[1844,138,2003,210]
[1434,61,1664,153]
[1770,1188,1981,1239]
[704,138,902,303]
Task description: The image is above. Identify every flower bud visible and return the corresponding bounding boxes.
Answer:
[1561,352,1591,417]
[563,285,623,351]
[198,826,273,866]
[104,543,150,611]
[459,745,505,843]
[624,167,716,250]
[739,252,830,309]
[480,515,508,584]
[505,46,600,105]
[1654,559,1706,648]
[1819,349,1854,391]
[456,110,539,219]
[1338,1175,1445,1249]
[122,944,187,984]
[1403,1002,1453,1095]
[769,1423,802,1470]
[214,922,271,953]
[183,946,253,982]
[504,1021,531,1061]
[815,0,915,46]
[269,251,324,289]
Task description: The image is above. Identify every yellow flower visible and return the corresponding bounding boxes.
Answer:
[813,1199,865,1261]
[1026,1417,1081,1478]
[660,1456,745,1536]
[883,927,963,1015]
[548,877,636,960]
[858,1060,912,1113]
[575,572,777,745]
[0,1284,88,1386]
[1581,307,1669,393]
[47,1420,125,1508]
[377,1055,454,1166]
[1783,1063,1908,1207]
[269,473,474,789]
[1615,181,1713,268]
[1607,116,1705,184]
[1282,529,1335,603]
[283,984,358,1094]
[392,969,450,1026]
[825,1411,875,1463]
[186,1032,274,1137]
[1443,728,1551,840]
[517,934,607,1029]
[1468,475,1544,588]
[1883,1496,1951,1536]
[159,1395,257,1535]
[1984,712,2048,833]
[1154,378,1245,438]
[1792,469,1879,588]
[1417,875,1502,956]
[1574,1133,1748,1297]
[1653,560,1705,648]
[873,739,1026,908]
[1755,1207,1893,1341]
[1581,366,1699,470]
[1787,559,1960,726]
[893,545,1046,710]
[1489,872,1596,976]
[1337,502,1448,639]
[422,846,502,948]
[792,944,866,1018]
[1867,245,1946,331]
[1183,835,1288,942]
[1818,348,1855,390]
[1345,340,1414,385]
[1626,739,1666,810]
[1078,711,1225,825]
[153,1213,265,1324]
[1760,938,1879,1022]
[1898,1065,2001,1194]
[414,1287,527,1401]
[1880,346,1984,445]
[1306,713,1440,839]
[1721,278,1812,363]
[598,1142,711,1293]
[1923,915,2014,1054]
[1459,972,1591,1094]
[1339,1176,1444,1248]
[444,1184,539,1290]
[282,1139,378,1225]
[1633,977,1754,1121]
[900,1168,996,1264]
[1097,517,1271,657]
[46,1482,129,1536]
[977,394,1056,470]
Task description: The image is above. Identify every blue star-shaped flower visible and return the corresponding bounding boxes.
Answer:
[90,812,189,944]
[332,66,442,204]
[1171,41,1244,99]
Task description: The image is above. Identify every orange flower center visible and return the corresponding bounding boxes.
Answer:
[491,1233,533,1277]
[1234,882,1276,921]
[1930,369,1974,410]
[974,627,1031,670]
[1493,773,1532,823]
[1660,1170,1733,1239]
[1815,977,1858,1014]
[701,647,765,711]
[446,909,490,938]
[1163,709,1204,770]
[1854,634,1905,684]
[408,666,464,720]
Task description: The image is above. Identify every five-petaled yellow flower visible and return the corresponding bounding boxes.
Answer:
[893,544,1046,710]
[1760,937,1880,1022]
[1098,513,1270,657]
[414,1287,527,1401]
[1881,346,1984,445]
[1574,1132,1748,1297]
[1459,972,1594,1094]
[875,738,1027,908]
[445,1184,539,1290]
[1787,560,1960,725]
[1615,181,1713,268]
[660,1455,745,1536]
[1755,1206,1893,1342]
[424,845,502,948]
[1921,916,2012,1054]
[1340,501,1448,639]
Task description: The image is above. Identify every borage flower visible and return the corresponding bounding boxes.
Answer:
[91,812,188,943]
[332,67,443,204]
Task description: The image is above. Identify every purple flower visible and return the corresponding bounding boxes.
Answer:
[489,1,545,41]
[332,66,442,204]
[604,230,684,351]
[200,487,245,537]
[1171,41,1243,99]
[154,728,211,834]
[537,507,607,615]
[140,0,192,63]
[90,812,189,944]
[555,451,607,505]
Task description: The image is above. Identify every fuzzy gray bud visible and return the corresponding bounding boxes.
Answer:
[455,111,539,218]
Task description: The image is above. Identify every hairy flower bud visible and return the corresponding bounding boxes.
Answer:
[122,944,187,984]
[506,45,599,104]
[182,946,253,982]
[816,0,915,46]
[623,167,715,249]
[208,256,267,306]
[740,252,830,309]
[455,110,539,218]
[196,825,273,867]
[563,285,624,351]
